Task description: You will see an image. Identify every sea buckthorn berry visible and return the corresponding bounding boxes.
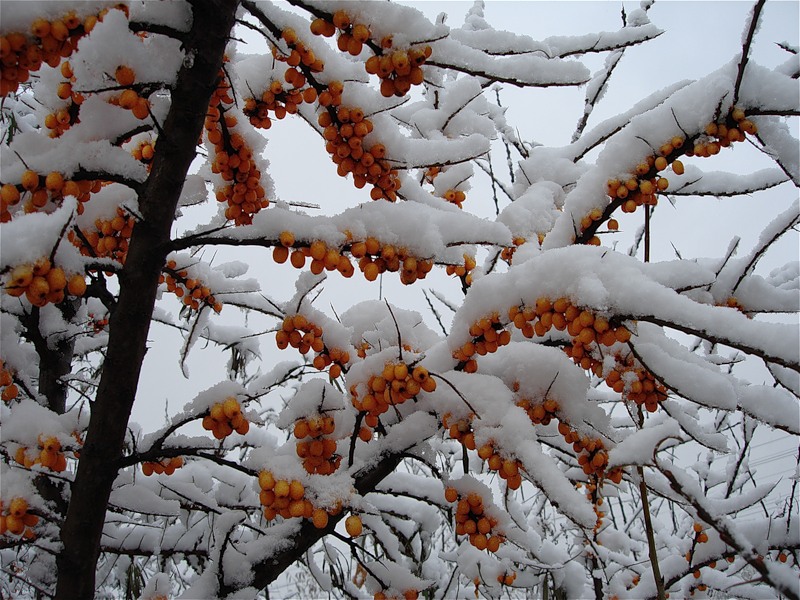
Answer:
[351,360,433,435]
[142,456,184,476]
[209,68,269,224]
[446,488,504,552]
[202,397,248,439]
[345,514,363,537]
[115,65,135,86]
[159,262,222,313]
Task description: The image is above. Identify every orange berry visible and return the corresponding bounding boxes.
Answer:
[132,97,150,120]
[273,479,290,498]
[115,65,135,86]
[222,396,241,419]
[290,250,306,269]
[9,497,28,518]
[289,479,305,500]
[21,170,40,191]
[258,471,275,491]
[345,514,363,537]
[273,246,289,264]
[332,11,350,29]
[312,508,329,529]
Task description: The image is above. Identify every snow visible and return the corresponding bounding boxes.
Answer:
[0,0,798,598]
[0,2,118,33]
[451,246,799,371]
[72,9,185,89]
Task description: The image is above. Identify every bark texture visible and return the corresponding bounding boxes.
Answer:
[53,2,239,597]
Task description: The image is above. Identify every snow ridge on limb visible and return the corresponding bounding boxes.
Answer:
[452,246,799,373]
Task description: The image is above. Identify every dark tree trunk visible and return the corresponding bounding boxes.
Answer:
[53,2,239,598]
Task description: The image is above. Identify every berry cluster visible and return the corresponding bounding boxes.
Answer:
[243,69,318,130]
[571,433,609,477]
[500,237,527,264]
[319,106,401,201]
[685,523,714,590]
[257,471,310,521]
[201,397,249,439]
[445,253,477,286]
[14,435,68,472]
[516,396,559,426]
[511,298,618,346]
[69,206,135,263]
[257,470,347,529]
[496,572,517,587]
[131,138,156,169]
[476,441,523,490]
[0,361,18,402]
[442,412,477,451]
[107,64,150,120]
[1,170,100,220]
[0,6,124,97]
[276,313,349,378]
[423,163,471,210]
[275,28,324,73]
[580,479,607,533]
[351,362,435,436]
[314,80,344,109]
[159,260,222,314]
[578,208,607,246]
[606,138,685,222]
[365,45,430,98]
[45,61,83,137]
[445,488,505,553]
[687,107,757,157]
[3,259,86,307]
[516,394,623,481]
[207,69,268,226]
[275,235,355,279]
[442,188,467,208]
[329,11,371,57]
[142,456,184,476]
[602,354,667,413]
[293,414,342,475]
[0,498,38,540]
[351,239,433,284]
[452,312,511,373]
[55,60,82,103]
[275,232,437,287]
[44,102,80,137]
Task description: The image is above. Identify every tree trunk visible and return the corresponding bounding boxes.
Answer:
[53,2,238,598]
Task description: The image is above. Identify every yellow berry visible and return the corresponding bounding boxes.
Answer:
[345,514,363,537]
